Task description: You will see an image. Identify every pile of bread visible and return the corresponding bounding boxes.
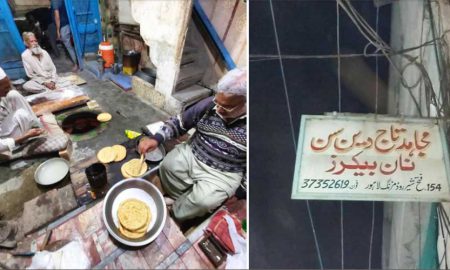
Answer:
[117,199,151,239]
[97,145,147,178]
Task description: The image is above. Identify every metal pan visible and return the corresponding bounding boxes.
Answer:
[34,158,70,186]
[102,178,167,247]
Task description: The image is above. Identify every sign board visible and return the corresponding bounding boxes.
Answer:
[291,114,450,202]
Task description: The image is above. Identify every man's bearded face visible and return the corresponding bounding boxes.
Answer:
[26,35,41,55]
[31,45,43,55]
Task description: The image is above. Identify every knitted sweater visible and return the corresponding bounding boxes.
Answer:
[153,96,246,173]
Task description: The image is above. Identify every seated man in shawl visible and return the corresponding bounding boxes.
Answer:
[21,32,59,94]
[138,68,247,222]
[0,67,44,153]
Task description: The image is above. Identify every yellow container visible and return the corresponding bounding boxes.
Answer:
[122,51,141,75]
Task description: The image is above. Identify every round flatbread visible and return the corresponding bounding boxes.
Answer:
[118,199,149,231]
[119,224,146,239]
[127,208,151,233]
[97,113,112,122]
[112,145,127,162]
[97,147,116,163]
[120,163,133,179]
[123,158,147,177]
[133,213,151,233]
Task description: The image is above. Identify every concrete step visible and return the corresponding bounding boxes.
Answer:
[175,61,205,91]
[172,84,212,111]
[181,46,198,66]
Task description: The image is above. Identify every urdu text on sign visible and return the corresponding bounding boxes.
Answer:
[291,115,450,202]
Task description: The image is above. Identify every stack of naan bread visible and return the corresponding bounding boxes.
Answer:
[121,158,147,178]
[97,145,127,163]
[117,199,151,239]
[97,145,148,178]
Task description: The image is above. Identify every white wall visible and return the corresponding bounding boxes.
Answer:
[131,0,192,98]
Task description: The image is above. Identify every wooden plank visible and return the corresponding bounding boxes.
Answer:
[181,246,215,269]
[114,250,150,269]
[162,215,187,250]
[141,232,175,269]
[21,185,78,235]
[79,236,102,267]
[167,257,188,269]
[76,203,104,238]
[32,95,90,116]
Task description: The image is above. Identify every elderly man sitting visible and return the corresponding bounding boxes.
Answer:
[21,32,59,94]
[0,67,44,153]
[138,68,247,222]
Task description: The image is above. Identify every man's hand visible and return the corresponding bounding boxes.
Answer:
[43,82,56,90]
[15,128,45,144]
[56,30,61,40]
[25,128,44,138]
[138,137,158,154]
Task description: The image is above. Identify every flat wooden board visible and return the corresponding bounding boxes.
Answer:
[32,95,90,116]
[21,185,77,235]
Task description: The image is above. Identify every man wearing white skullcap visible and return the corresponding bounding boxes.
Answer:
[0,67,44,153]
[21,32,59,93]
[138,68,247,221]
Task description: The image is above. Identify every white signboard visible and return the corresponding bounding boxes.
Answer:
[291,115,450,202]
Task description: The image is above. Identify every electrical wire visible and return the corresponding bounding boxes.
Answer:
[250,34,449,61]
[336,0,450,118]
[437,204,449,268]
[339,4,450,267]
[268,0,324,268]
[336,3,344,269]
[252,0,450,119]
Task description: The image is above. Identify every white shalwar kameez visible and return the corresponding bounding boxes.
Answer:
[21,48,59,93]
[0,90,39,152]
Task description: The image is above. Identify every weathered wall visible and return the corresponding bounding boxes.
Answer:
[8,0,49,13]
[385,0,447,269]
[117,0,138,25]
[197,0,248,85]
[387,0,440,117]
[130,0,192,98]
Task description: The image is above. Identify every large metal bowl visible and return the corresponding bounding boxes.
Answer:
[103,178,167,247]
[34,158,70,186]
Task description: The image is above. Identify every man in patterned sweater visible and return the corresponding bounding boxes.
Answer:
[138,69,246,221]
